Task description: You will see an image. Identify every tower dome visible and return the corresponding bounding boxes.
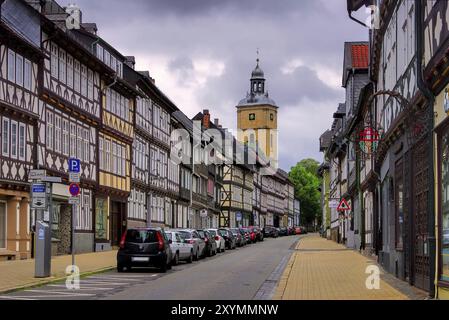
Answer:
[251,59,265,79]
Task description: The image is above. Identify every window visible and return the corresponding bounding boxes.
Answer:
[77,126,82,160]
[46,111,54,150]
[16,54,23,86]
[81,65,87,96]
[54,115,61,153]
[105,139,110,171]
[10,121,17,159]
[117,144,122,175]
[0,202,6,249]
[59,49,66,84]
[18,123,25,160]
[24,59,32,91]
[87,69,93,100]
[7,49,15,82]
[2,118,9,156]
[270,113,274,121]
[74,60,80,93]
[50,43,58,78]
[395,161,404,250]
[83,129,89,162]
[62,120,69,156]
[70,123,76,157]
[99,137,104,170]
[249,113,255,121]
[67,55,74,89]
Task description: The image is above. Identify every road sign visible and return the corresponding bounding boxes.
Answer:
[31,197,47,209]
[69,183,80,197]
[29,169,46,180]
[69,172,80,183]
[236,212,242,221]
[41,176,62,183]
[329,200,339,209]
[32,183,46,194]
[69,196,80,205]
[69,158,81,173]
[337,198,351,211]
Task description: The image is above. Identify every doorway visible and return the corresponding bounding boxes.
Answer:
[110,201,125,247]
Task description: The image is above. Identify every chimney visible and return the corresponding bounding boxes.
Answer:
[203,109,210,129]
[81,23,97,35]
[125,56,136,69]
[214,118,219,127]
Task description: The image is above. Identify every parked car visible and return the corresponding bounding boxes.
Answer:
[230,228,245,247]
[197,229,217,257]
[300,226,308,234]
[219,228,236,249]
[288,227,296,235]
[239,228,251,244]
[255,226,264,241]
[206,228,226,252]
[117,228,172,273]
[176,229,206,260]
[295,227,302,235]
[264,226,279,238]
[165,230,194,265]
[245,227,257,243]
[278,227,288,236]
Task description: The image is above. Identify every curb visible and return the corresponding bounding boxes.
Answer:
[0,265,115,295]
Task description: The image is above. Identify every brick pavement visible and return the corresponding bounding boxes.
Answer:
[273,235,419,300]
[0,250,117,293]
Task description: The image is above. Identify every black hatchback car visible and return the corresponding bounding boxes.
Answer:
[117,228,173,273]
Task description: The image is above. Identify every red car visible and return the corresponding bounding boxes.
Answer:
[295,227,302,235]
[245,227,257,243]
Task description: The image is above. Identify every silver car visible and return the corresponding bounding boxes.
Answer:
[176,229,206,260]
[206,228,226,253]
[165,231,194,265]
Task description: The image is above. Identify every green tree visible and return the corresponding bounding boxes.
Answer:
[289,159,321,228]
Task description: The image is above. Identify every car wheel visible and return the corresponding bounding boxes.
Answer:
[194,250,199,261]
[187,250,193,263]
[173,252,179,266]
[167,260,172,270]
[117,264,125,273]
[160,262,167,273]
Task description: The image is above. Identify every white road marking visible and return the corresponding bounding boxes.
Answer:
[25,290,95,296]
[47,284,114,290]
[86,276,144,281]
[4,294,91,299]
[0,296,36,300]
[78,280,130,285]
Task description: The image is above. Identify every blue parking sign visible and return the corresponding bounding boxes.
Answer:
[69,158,80,173]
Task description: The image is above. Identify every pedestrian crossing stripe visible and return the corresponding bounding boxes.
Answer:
[337,198,351,211]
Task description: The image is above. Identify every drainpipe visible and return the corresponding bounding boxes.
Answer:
[416,0,436,299]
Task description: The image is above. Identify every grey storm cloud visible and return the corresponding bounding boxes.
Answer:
[67,0,368,169]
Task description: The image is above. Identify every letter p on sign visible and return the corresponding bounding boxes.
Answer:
[365,265,380,290]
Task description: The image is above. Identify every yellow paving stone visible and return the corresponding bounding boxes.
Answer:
[275,235,409,300]
[0,250,117,293]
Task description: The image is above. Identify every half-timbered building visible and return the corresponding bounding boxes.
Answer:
[0,0,42,259]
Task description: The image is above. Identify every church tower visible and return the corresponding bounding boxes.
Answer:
[236,58,278,165]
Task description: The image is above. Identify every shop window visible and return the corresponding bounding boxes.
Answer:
[440,126,449,282]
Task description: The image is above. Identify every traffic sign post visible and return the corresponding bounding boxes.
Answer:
[68,159,81,273]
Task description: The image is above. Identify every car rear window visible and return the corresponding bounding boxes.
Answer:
[165,233,173,240]
[125,229,157,243]
[178,231,191,239]
[208,230,217,236]
[198,230,205,238]
[218,229,227,236]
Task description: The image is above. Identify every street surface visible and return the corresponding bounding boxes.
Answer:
[0,236,299,300]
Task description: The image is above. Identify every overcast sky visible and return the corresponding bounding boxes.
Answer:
[67,0,368,172]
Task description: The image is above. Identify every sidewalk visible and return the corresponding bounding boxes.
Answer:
[273,235,424,300]
[0,250,117,294]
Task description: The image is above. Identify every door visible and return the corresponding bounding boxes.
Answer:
[412,137,430,291]
[110,201,123,247]
[0,202,6,249]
